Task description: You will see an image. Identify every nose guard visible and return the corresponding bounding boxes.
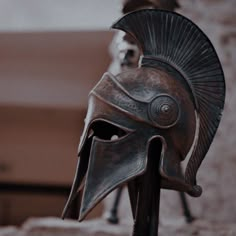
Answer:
[79,130,149,220]
[62,120,150,220]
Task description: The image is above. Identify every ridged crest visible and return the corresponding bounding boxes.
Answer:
[112,9,225,187]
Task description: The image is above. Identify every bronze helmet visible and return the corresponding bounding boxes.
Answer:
[62,9,225,222]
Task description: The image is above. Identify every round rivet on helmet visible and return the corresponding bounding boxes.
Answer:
[148,94,180,128]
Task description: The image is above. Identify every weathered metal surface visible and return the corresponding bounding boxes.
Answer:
[63,9,225,236]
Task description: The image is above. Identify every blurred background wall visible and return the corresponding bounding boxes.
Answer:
[0,0,121,31]
[170,0,236,223]
[0,0,235,227]
[0,0,118,225]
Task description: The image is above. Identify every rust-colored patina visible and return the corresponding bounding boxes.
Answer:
[63,9,225,236]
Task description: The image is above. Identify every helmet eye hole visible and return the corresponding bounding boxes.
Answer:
[90,121,127,141]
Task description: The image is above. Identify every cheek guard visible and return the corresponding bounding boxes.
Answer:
[62,9,225,234]
[80,131,147,220]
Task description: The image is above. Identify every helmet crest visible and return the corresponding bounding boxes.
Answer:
[112,9,225,192]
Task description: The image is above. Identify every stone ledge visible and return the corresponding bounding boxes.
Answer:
[1,217,236,236]
[0,226,18,236]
